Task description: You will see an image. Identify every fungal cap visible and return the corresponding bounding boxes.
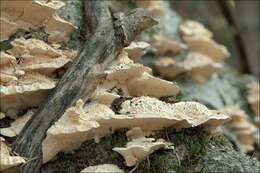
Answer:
[123,41,150,60]
[80,164,124,173]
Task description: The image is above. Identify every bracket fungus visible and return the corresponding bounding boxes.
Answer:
[148,35,187,55]
[123,41,150,60]
[153,52,222,83]
[247,82,260,126]
[0,38,77,118]
[119,97,230,132]
[45,13,78,43]
[0,137,26,171]
[3,96,230,163]
[222,106,258,152]
[0,42,230,165]
[183,37,230,62]
[0,72,56,119]
[0,109,35,137]
[7,38,76,75]
[179,20,213,40]
[80,164,124,173]
[113,128,173,167]
[98,54,179,101]
[0,52,23,85]
[179,20,230,62]
[0,0,76,43]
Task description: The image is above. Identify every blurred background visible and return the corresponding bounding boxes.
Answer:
[171,0,259,78]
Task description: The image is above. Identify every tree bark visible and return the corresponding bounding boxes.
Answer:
[11,1,157,172]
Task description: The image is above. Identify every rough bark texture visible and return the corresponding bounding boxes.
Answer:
[11,1,157,172]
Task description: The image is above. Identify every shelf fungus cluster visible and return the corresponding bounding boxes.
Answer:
[0,33,230,170]
[0,0,77,42]
[0,37,77,118]
[0,49,230,167]
[222,106,258,153]
[0,137,26,172]
[247,82,260,127]
[153,20,230,83]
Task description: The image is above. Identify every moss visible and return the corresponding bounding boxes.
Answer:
[214,135,229,147]
[170,127,208,173]
[0,27,49,51]
[133,127,208,173]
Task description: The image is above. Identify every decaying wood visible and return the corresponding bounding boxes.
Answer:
[11,1,157,172]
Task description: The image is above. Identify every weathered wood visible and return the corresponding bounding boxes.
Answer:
[11,0,157,172]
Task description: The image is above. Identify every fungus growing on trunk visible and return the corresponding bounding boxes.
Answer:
[113,127,173,167]
[179,20,230,62]
[222,106,258,152]
[123,41,150,60]
[148,35,187,55]
[0,0,76,43]
[0,38,77,118]
[179,20,213,40]
[153,52,222,83]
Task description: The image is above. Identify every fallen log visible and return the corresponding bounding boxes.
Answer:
[11,0,157,172]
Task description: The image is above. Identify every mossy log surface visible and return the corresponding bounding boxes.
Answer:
[40,127,260,173]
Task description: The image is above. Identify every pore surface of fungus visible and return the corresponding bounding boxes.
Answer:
[2,96,230,163]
